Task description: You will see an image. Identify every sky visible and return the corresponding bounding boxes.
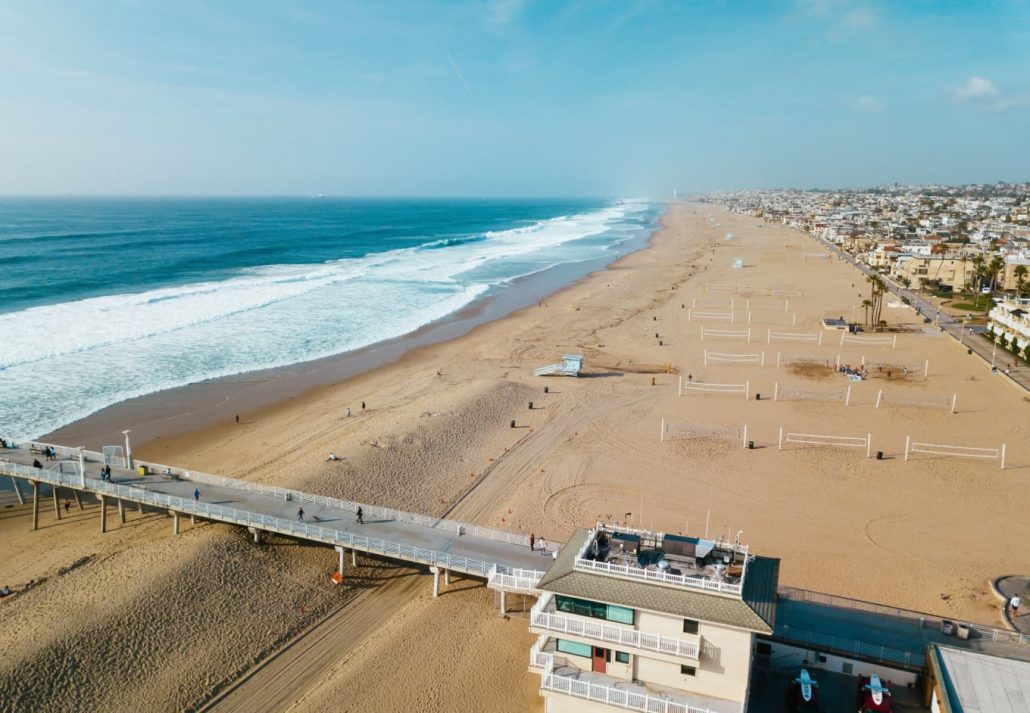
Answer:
[1,0,1029,197]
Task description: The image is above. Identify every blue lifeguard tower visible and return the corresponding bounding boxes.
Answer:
[533,354,583,377]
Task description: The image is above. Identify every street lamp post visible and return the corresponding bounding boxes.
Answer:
[122,430,133,470]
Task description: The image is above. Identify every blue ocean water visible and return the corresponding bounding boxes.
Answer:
[0,197,662,437]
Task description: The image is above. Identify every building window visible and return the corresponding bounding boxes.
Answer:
[682,619,699,634]
[615,651,630,664]
[556,639,592,658]
[681,665,697,676]
[555,595,634,625]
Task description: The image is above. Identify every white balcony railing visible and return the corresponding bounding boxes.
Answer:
[574,526,747,596]
[574,557,743,596]
[530,643,715,713]
[531,595,700,660]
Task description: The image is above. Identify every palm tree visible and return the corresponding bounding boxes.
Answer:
[988,256,1005,293]
[861,299,873,325]
[971,254,987,306]
[1014,264,1028,296]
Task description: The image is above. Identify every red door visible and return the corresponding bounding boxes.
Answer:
[592,647,607,674]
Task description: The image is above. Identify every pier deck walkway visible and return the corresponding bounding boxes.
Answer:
[0,440,551,588]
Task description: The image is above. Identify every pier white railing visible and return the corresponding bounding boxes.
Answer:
[488,564,544,592]
[0,459,512,579]
[534,646,715,713]
[531,595,700,660]
[9,439,126,470]
[131,458,532,549]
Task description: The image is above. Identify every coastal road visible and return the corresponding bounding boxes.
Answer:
[806,232,1030,391]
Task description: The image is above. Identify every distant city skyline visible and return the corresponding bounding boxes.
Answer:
[1,0,1028,198]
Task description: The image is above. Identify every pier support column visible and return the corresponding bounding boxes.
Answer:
[352,549,357,567]
[444,570,450,586]
[31,481,40,532]
[335,546,346,576]
[499,590,507,617]
[431,566,440,597]
[53,486,61,521]
[10,476,25,505]
[99,496,107,533]
[191,514,196,525]
[73,490,83,510]
[118,499,125,524]
[247,527,262,544]
[138,501,145,514]
[172,511,180,535]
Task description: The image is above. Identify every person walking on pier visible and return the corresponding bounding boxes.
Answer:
[530,533,536,551]
[193,488,200,501]
[356,506,363,524]
[298,507,305,522]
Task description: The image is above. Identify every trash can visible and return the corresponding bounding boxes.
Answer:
[748,441,754,450]
[544,386,549,393]
[528,401,534,410]
[510,420,516,428]
[755,393,761,401]
[876,451,884,460]
[138,465,146,476]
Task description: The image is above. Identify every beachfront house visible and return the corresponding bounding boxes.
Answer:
[528,526,778,713]
[988,296,1030,355]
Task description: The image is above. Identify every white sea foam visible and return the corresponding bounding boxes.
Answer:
[0,202,656,437]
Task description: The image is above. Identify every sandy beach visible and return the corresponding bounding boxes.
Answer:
[2,203,1028,712]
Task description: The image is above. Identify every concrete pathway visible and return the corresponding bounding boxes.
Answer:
[995,576,1030,634]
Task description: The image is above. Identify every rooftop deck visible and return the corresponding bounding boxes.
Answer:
[574,525,749,596]
[0,440,552,583]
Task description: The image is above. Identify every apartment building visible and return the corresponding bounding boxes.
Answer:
[988,297,1030,353]
[893,256,973,291]
[528,526,778,713]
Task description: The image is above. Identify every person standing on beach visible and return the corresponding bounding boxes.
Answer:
[298,507,305,522]
[530,533,536,551]
[235,414,239,424]
[194,488,200,501]
[356,506,363,524]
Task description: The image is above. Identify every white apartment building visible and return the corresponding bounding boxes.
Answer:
[988,297,1030,353]
[528,526,778,713]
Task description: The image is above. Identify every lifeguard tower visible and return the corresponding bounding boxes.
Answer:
[533,354,583,377]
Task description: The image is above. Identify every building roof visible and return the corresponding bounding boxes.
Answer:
[539,529,779,634]
[928,643,1030,713]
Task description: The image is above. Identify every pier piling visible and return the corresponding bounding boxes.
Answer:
[31,481,40,531]
[99,496,107,533]
[172,511,180,535]
[118,499,125,524]
[73,490,83,510]
[431,566,440,597]
[53,486,61,521]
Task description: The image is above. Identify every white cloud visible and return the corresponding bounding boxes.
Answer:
[842,8,874,29]
[487,0,523,27]
[796,0,877,36]
[951,76,1000,102]
[854,95,883,112]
